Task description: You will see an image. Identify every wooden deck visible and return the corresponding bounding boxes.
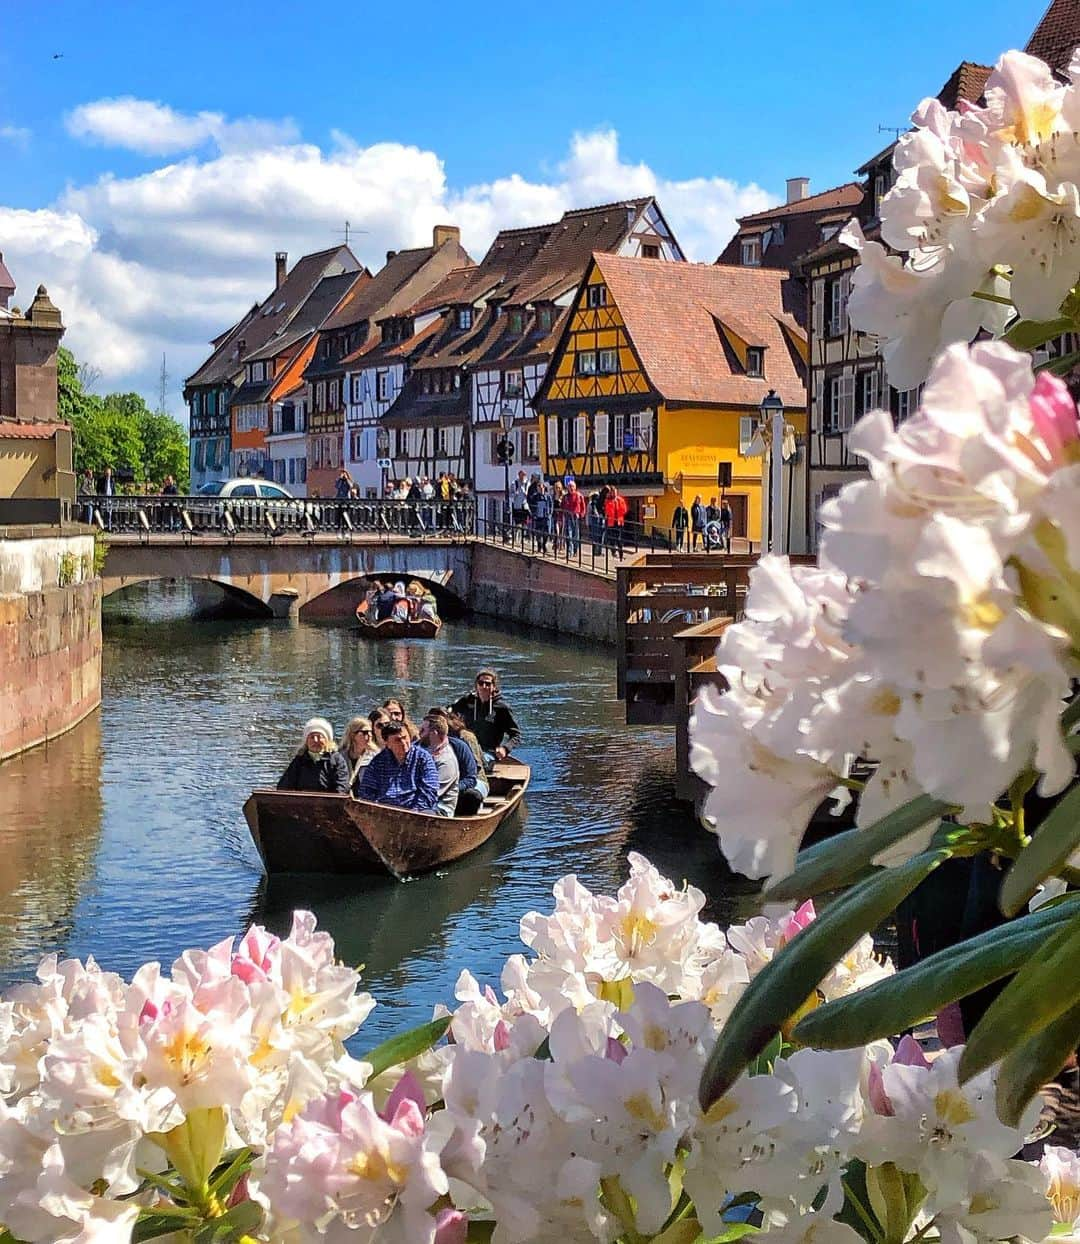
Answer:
[616,553,813,803]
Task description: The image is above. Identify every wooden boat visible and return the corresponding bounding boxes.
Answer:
[357,615,442,640]
[243,760,529,878]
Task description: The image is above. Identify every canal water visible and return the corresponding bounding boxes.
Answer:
[0,583,754,1044]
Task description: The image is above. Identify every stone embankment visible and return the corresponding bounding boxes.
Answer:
[0,526,101,761]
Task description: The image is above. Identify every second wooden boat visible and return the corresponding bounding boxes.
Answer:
[357,615,442,639]
[243,760,529,878]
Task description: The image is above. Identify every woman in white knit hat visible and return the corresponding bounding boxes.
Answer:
[276,717,350,793]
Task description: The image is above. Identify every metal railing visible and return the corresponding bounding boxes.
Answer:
[474,513,650,575]
[77,494,476,539]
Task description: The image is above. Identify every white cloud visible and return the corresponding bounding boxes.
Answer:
[65,97,299,156]
[0,124,31,148]
[3,103,778,420]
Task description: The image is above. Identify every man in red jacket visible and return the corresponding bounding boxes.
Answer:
[561,480,587,556]
[603,485,628,557]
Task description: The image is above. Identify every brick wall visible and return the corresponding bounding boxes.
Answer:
[0,577,102,761]
[468,543,616,642]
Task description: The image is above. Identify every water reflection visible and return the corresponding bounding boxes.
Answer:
[2,581,739,1044]
[0,712,104,980]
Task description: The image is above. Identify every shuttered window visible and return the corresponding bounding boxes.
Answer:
[813,373,825,430]
[613,414,625,454]
[594,412,609,453]
[739,415,755,455]
[574,415,587,454]
[546,415,560,457]
[839,369,857,430]
[812,279,824,340]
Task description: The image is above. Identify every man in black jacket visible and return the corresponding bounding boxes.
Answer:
[451,670,521,765]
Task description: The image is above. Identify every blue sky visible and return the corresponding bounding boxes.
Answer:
[0,0,1048,414]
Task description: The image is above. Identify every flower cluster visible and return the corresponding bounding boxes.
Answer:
[843,48,1080,389]
[692,339,1080,879]
[0,856,1070,1243]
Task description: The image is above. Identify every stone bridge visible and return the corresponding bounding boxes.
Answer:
[101,534,475,619]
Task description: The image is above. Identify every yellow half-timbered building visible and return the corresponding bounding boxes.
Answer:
[535,253,808,547]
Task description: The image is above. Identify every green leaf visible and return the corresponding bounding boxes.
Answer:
[997,996,1080,1126]
[703,1226,760,1243]
[700,850,948,1109]
[191,1199,263,1242]
[359,1015,451,1081]
[764,794,948,904]
[132,1211,200,1242]
[207,1148,252,1199]
[1047,350,1080,376]
[959,909,1080,1082]
[655,1221,708,1243]
[466,1223,497,1242]
[1001,783,1080,915]
[747,1030,784,1077]
[793,896,1080,1048]
[1002,316,1073,351]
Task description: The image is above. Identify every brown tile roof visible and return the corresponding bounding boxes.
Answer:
[319,242,468,333]
[342,314,443,369]
[408,224,555,316]
[936,60,992,109]
[0,420,65,439]
[185,244,361,388]
[246,270,368,363]
[716,182,863,269]
[504,199,654,305]
[584,254,806,409]
[1025,0,1080,76]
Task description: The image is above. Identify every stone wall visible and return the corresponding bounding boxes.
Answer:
[0,528,101,761]
[467,542,616,643]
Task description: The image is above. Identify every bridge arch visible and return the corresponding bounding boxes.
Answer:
[100,574,272,616]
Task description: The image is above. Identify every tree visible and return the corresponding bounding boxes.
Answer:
[58,347,189,489]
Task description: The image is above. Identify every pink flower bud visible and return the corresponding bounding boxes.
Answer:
[379,1070,426,1125]
[493,1020,510,1051]
[605,1036,629,1065]
[867,1062,894,1116]
[434,1208,468,1244]
[1030,372,1080,465]
[893,1033,932,1069]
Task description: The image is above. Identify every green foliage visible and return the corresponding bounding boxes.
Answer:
[1000,782,1080,914]
[699,849,949,1109]
[359,1014,452,1081]
[92,531,108,576]
[59,347,189,489]
[57,552,77,587]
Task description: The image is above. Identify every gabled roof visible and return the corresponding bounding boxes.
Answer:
[0,253,15,297]
[565,254,806,410]
[407,223,554,316]
[716,182,864,270]
[246,271,368,363]
[1025,0,1080,76]
[185,244,361,388]
[319,236,473,333]
[504,198,657,306]
[936,60,992,109]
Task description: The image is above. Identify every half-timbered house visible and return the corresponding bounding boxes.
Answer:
[301,226,471,497]
[535,254,807,548]
[184,246,361,489]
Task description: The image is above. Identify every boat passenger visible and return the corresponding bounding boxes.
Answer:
[419,588,439,621]
[369,707,391,745]
[428,711,482,816]
[342,716,379,792]
[374,582,397,621]
[451,670,522,766]
[405,581,424,620]
[382,697,419,741]
[277,718,350,793]
[391,581,411,622]
[355,721,438,812]
[418,714,460,817]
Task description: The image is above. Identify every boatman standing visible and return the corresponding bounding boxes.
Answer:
[451,670,522,768]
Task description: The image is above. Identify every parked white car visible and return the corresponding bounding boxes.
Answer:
[197,479,295,500]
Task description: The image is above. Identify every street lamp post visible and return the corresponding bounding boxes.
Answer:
[376,427,390,499]
[759,389,785,554]
[500,402,515,528]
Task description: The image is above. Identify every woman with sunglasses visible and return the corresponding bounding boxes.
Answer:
[342,716,380,793]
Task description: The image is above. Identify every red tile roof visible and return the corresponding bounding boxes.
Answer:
[735,183,863,225]
[1025,0,1080,75]
[586,254,806,409]
[717,182,864,270]
[0,421,66,439]
[936,60,992,109]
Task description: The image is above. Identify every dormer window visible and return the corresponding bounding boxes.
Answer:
[740,237,762,266]
[586,285,607,308]
[538,306,553,332]
[641,242,660,259]
[457,307,472,330]
[746,347,764,378]
[510,310,524,334]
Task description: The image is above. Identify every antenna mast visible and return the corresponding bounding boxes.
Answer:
[157,353,169,415]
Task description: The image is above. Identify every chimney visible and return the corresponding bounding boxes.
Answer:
[275,252,288,289]
[786,177,810,204]
[432,224,460,250]
[386,250,398,263]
